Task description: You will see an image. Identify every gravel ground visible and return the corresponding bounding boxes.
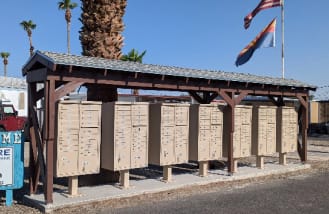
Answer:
[1,137,328,213]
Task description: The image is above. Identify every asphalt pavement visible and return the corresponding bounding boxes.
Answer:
[104,171,329,214]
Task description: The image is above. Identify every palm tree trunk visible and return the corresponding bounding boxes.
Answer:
[3,58,8,77]
[29,36,34,57]
[67,21,71,54]
[4,64,7,77]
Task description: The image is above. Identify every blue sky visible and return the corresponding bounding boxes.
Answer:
[0,0,328,90]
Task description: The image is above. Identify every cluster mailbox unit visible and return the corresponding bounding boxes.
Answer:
[101,102,149,188]
[53,100,299,195]
[189,104,224,176]
[149,103,190,182]
[277,106,298,165]
[223,105,253,172]
[55,101,102,195]
[252,106,277,169]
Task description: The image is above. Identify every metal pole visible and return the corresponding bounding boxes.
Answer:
[281,0,285,79]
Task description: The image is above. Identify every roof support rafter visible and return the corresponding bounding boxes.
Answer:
[54,81,85,101]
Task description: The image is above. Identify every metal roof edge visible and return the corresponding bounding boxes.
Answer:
[25,51,317,90]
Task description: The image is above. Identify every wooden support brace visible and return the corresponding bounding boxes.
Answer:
[234,91,248,105]
[256,156,264,169]
[68,176,79,196]
[279,153,287,165]
[163,165,172,182]
[54,81,85,101]
[189,91,204,104]
[199,161,209,177]
[208,92,219,103]
[119,170,130,188]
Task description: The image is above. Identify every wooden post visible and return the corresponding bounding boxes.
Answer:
[279,153,287,165]
[68,176,79,196]
[163,165,172,182]
[256,156,264,169]
[220,90,248,175]
[220,90,235,174]
[228,106,235,174]
[119,170,130,188]
[297,95,309,162]
[45,80,55,204]
[301,97,309,162]
[28,83,36,195]
[199,161,209,177]
[233,159,238,172]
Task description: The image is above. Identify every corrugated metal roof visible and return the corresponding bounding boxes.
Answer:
[0,76,27,89]
[24,51,316,89]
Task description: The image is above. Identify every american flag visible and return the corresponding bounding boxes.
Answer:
[244,0,282,29]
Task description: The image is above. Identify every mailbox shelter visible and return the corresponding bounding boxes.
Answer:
[22,51,316,204]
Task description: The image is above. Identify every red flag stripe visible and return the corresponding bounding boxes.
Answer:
[244,0,282,29]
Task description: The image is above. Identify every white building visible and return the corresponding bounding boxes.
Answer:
[0,76,27,116]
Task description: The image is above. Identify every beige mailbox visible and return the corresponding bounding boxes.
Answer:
[223,105,253,159]
[277,106,298,153]
[189,104,224,162]
[101,102,149,171]
[148,103,190,166]
[252,106,277,156]
[55,101,102,178]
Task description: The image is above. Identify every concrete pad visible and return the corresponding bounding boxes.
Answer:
[23,162,310,213]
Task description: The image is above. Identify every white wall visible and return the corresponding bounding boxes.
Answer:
[0,88,28,116]
[0,77,28,117]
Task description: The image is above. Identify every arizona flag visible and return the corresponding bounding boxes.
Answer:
[236,18,276,67]
[244,0,282,29]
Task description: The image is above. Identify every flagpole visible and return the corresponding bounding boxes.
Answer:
[281,0,285,79]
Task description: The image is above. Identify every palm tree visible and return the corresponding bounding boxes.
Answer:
[121,49,146,63]
[80,0,127,102]
[20,20,37,57]
[121,49,147,95]
[80,0,127,60]
[79,0,127,183]
[0,52,10,77]
[58,0,78,54]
